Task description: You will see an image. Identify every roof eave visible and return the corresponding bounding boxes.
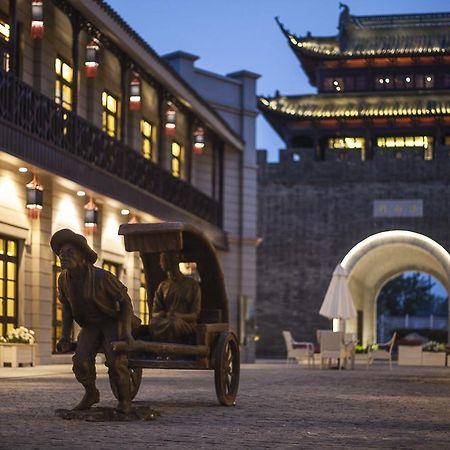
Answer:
[71,0,245,151]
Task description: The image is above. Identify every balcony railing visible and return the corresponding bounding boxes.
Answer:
[0,71,221,226]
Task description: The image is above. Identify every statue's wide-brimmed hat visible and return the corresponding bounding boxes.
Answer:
[50,228,97,264]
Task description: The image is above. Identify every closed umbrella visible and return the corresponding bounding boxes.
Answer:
[319,264,356,332]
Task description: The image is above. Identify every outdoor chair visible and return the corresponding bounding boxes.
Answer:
[368,332,397,370]
[282,331,315,367]
[317,330,348,370]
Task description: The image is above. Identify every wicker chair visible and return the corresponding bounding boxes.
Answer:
[282,331,315,367]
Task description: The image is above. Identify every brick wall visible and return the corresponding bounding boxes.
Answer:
[257,148,450,357]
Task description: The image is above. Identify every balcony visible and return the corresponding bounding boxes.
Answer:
[0,71,221,226]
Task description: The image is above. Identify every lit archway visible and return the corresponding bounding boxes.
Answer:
[340,230,450,345]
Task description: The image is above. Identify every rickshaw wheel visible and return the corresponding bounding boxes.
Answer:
[214,332,240,406]
[110,367,143,401]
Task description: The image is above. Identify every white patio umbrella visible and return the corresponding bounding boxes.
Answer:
[319,264,356,332]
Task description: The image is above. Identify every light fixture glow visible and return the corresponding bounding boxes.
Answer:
[76,190,86,197]
[405,77,411,83]
[18,167,28,173]
[121,209,130,216]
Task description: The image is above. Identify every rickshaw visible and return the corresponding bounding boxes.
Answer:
[111,222,240,406]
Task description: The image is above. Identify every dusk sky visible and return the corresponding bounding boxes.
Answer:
[106,0,450,162]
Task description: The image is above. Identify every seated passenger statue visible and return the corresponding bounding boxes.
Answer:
[148,251,201,344]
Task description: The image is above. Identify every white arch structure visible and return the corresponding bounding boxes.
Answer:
[339,230,450,345]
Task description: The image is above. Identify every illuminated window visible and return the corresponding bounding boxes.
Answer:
[0,236,18,338]
[55,57,73,110]
[102,91,119,138]
[377,136,433,160]
[425,75,434,89]
[102,261,120,277]
[140,119,153,161]
[171,141,184,178]
[444,136,450,146]
[328,137,366,160]
[139,270,149,324]
[0,19,11,72]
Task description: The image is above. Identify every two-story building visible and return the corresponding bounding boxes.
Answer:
[0,0,258,364]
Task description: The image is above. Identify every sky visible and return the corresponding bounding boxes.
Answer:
[106,0,450,161]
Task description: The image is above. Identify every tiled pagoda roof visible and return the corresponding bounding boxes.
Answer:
[259,92,450,120]
[277,6,450,85]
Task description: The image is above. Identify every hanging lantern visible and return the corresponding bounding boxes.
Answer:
[85,39,100,78]
[193,127,205,154]
[165,104,176,136]
[31,1,44,39]
[84,198,98,235]
[129,75,141,111]
[26,176,43,218]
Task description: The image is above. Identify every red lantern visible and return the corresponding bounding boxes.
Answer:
[193,127,205,154]
[165,104,176,136]
[85,40,99,78]
[26,175,43,218]
[129,75,141,111]
[84,198,98,235]
[31,1,44,39]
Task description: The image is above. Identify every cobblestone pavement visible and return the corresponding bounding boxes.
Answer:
[1,362,450,449]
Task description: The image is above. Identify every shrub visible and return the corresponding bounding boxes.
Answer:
[0,327,35,344]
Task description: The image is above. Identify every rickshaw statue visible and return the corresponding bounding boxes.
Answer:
[112,222,240,407]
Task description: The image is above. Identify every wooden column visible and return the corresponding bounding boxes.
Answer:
[218,140,224,227]
[8,0,18,76]
[70,12,80,114]
[157,87,167,169]
[185,113,193,182]
[120,58,128,144]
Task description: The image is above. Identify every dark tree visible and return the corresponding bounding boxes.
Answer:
[378,272,448,317]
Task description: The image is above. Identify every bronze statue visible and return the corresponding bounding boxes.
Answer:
[50,228,139,414]
[148,252,201,343]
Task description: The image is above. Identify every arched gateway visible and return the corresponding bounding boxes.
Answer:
[340,230,450,345]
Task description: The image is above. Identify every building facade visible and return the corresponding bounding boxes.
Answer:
[257,6,450,357]
[0,0,257,364]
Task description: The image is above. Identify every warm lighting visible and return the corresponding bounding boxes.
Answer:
[85,39,99,78]
[385,78,390,83]
[84,198,98,234]
[405,77,411,83]
[26,175,43,218]
[333,80,338,86]
[120,209,130,216]
[253,335,260,342]
[426,76,432,82]
[378,78,384,84]
[129,75,141,111]
[165,103,176,136]
[76,190,86,197]
[193,127,205,154]
[18,167,28,173]
[336,86,341,91]
[31,1,44,39]
[128,215,139,224]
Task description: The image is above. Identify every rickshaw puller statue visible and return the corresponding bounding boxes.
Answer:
[50,228,140,415]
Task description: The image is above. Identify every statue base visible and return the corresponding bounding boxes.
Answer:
[55,405,160,422]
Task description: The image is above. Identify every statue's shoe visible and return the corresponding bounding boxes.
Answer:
[116,399,132,415]
[72,388,100,410]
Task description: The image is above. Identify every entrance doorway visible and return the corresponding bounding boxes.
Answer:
[339,230,450,345]
[376,272,448,343]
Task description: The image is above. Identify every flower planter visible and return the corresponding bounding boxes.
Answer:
[0,343,36,367]
[422,351,446,367]
[354,353,370,365]
[398,345,422,366]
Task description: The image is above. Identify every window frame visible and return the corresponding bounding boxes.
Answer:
[102,90,119,138]
[55,56,73,111]
[0,236,19,338]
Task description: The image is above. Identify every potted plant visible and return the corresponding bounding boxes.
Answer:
[398,335,425,366]
[422,341,446,367]
[0,327,36,367]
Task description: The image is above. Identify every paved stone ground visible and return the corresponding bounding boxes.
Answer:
[1,362,450,449]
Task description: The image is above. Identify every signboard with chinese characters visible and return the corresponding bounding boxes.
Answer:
[373,199,423,218]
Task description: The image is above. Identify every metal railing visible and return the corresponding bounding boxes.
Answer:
[0,71,221,226]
